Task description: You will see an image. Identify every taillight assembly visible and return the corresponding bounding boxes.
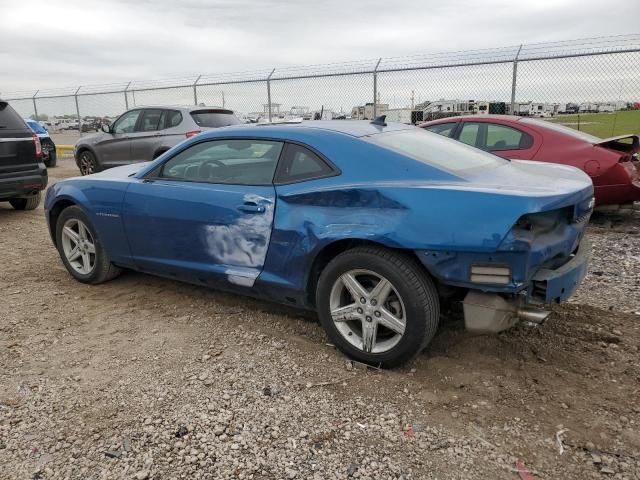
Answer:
[185,130,202,139]
[33,133,42,157]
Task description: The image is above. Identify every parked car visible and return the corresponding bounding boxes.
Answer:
[419,115,639,206]
[45,120,593,367]
[0,100,47,210]
[24,118,57,167]
[74,106,242,175]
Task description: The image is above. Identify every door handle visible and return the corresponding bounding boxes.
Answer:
[237,203,266,213]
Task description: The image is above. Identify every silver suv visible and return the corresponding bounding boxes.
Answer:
[74,106,242,175]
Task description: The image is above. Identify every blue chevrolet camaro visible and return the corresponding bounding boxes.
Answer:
[45,120,593,367]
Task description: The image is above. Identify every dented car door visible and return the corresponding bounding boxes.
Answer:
[121,138,283,287]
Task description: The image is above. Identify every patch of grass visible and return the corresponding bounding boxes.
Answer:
[546,110,640,138]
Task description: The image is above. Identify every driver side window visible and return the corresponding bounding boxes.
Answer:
[159,139,284,185]
[113,110,141,134]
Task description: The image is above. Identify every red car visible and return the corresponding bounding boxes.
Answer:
[418,115,639,206]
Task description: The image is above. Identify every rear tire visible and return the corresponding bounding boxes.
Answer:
[45,149,57,168]
[9,192,41,211]
[316,246,440,368]
[78,150,99,176]
[55,206,122,284]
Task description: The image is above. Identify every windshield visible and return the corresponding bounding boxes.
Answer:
[368,128,508,173]
[521,117,601,142]
[26,120,47,134]
[190,110,242,128]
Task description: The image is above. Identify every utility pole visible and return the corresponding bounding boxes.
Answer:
[193,75,202,105]
[372,58,382,118]
[74,86,82,135]
[411,90,415,110]
[510,44,523,115]
[32,90,39,121]
[222,91,225,108]
[267,69,275,122]
[124,81,131,110]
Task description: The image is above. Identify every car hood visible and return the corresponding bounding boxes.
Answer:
[75,131,107,146]
[88,162,151,179]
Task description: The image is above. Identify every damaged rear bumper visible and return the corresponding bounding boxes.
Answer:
[530,237,591,304]
[462,238,591,333]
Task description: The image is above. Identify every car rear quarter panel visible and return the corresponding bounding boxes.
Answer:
[532,135,636,204]
[261,177,590,299]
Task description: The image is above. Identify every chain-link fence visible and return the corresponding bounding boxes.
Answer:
[3,34,640,138]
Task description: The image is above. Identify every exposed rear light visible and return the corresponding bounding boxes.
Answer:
[33,133,42,157]
[185,130,202,139]
[470,265,512,285]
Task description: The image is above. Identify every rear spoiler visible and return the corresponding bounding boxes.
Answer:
[595,134,639,154]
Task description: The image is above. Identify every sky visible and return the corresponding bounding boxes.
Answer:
[1,0,639,117]
[1,0,639,93]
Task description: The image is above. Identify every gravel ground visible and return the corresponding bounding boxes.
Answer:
[1,159,639,480]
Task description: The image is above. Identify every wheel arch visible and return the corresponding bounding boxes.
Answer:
[74,145,98,166]
[305,238,430,307]
[48,199,78,247]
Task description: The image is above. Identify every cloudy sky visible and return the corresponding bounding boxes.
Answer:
[1,0,639,96]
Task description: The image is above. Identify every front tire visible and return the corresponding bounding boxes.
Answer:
[77,150,99,176]
[9,192,41,210]
[316,246,440,368]
[55,206,121,284]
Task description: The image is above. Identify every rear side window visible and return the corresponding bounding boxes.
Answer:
[0,102,28,130]
[275,144,336,184]
[423,122,456,137]
[459,122,533,151]
[138,109,164,132]
[190,110,242,128]
[165,110,183,128]
[486,123,532,150]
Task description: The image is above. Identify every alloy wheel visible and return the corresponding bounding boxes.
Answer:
[79,153,94,175]
[329,269,406,354]
[60,218,96,275]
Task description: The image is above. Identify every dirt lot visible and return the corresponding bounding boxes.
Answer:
[1,159,639,480]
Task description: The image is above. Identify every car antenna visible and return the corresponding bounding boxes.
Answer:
[370,115,387,126]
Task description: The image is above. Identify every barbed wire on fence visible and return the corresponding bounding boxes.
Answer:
[3,34,639,132]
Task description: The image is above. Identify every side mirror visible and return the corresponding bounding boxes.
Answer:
[101,124,111,134]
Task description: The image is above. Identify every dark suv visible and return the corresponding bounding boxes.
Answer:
[0,100,47,210]
[74,106,242,175]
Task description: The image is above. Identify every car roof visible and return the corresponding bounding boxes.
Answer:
[125,105,229,112]
[214,120,414,138]
[424,115,523,124]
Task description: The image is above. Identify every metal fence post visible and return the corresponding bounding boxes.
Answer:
[193,75,202,105]
[32,90,39,120]
[74,87,82,135]
[510,45,523,114]
[372,58,382,118]
[267,69,275,122]
[124,81,131,110]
